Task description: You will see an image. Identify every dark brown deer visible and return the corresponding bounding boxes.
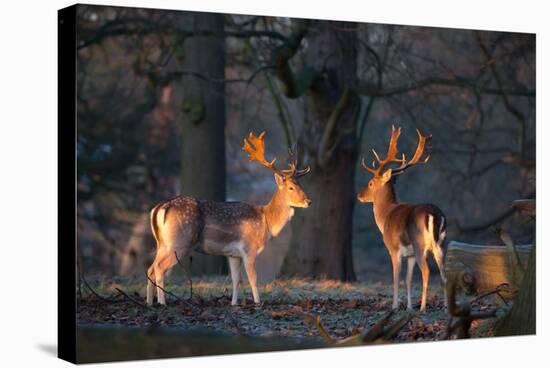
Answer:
[357,126,447,312]
[146,132,311,306]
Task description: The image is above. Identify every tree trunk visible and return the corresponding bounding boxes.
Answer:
[445,241,531,296]
[280,21,359,281]
[178,12,227,275]
[281,153,357,280]
[495,244,536,336]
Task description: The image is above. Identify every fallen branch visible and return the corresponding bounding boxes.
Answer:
[470,283,511,306]
[175,251,193,300]
[80,272,122,303]
[114,287,150,310]
[288,307,414,346]
[360,311,394,342]
[381,313,416,341]
[145,272,193,308]
[445,275,498,339]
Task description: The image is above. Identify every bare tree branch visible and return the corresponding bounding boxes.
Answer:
[354,77,535,98]
[78,16,288,50]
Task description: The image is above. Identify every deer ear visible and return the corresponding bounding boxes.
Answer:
[274,173,285,188]
[381,168,393,183]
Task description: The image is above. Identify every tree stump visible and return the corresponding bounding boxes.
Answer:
[445,241,532,296]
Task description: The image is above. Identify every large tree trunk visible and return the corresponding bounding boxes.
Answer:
[495,244,536,336]
[280,21,359,281]
[178,13,227,275]
[495,200,536,336]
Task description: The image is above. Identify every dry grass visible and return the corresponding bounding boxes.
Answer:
[78,274,501,345]
[87,274,399,303]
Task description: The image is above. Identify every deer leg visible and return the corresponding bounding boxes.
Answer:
[432,245,447,307]
[406,256,416,310]
[243,255,260,305]
[390,251,401,310]
[153,250,177,306]
[417,254,430,312]
[228,256,241,306]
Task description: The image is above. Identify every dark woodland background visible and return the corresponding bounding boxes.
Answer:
[76,5,535,284]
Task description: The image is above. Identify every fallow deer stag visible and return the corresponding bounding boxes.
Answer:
[357,126,447,312]
[146,131,311,306]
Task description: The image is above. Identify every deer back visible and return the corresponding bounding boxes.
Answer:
[198,200,268,248]
[152,196,269,255]
[383,203,446,255]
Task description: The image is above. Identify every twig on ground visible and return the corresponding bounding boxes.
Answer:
[295,308,335,343]
[471,283,511,306]
[175,251,193,300]
[145,272,194,308]
[114,287,150,309]
[80,272,122,303]
[287,307,414,346]
[381,312,416,341]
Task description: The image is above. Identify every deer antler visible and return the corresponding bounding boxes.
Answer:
[242,131,278,171]
[391,129,431,176]
[242,131,310,179]
[282,146,311,178]
[360,125,431,177]
[361,125,406,176]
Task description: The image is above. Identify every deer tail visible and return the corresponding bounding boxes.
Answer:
[426,211,446,248]
[150,203,165,248]
[436,215,447,248]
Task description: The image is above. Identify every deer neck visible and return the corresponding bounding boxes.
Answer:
[372,182,398,234]
[262,188,294,237]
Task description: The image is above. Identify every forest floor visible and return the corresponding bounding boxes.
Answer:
[77,274,501,345]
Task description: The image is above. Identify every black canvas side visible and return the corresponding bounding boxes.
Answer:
[58,4,77,364]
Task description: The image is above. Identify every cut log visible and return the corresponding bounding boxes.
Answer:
[445,241,532,296]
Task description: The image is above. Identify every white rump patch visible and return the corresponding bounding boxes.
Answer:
[398,244,414,258]
[423,215,435,255]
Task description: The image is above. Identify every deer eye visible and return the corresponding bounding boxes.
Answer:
[289,187,294,191]
[369,182,373,187]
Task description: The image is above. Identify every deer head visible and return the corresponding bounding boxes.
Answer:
[243,131,312,208]
[357,125,431,203]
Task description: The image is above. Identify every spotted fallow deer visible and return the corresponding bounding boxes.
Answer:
[357,126,447,312]
[146,132,311,306]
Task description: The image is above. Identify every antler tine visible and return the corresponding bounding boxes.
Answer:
[361,157,377,174]
[361,125,404,176]
[386,125,402,163]
[242,131,280,174]
[392,129,431,176]
[281,142,311,179]
[371,149,381,163]
[279,162,297,176]
[294,165,311,178]
[243,132,311,179]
